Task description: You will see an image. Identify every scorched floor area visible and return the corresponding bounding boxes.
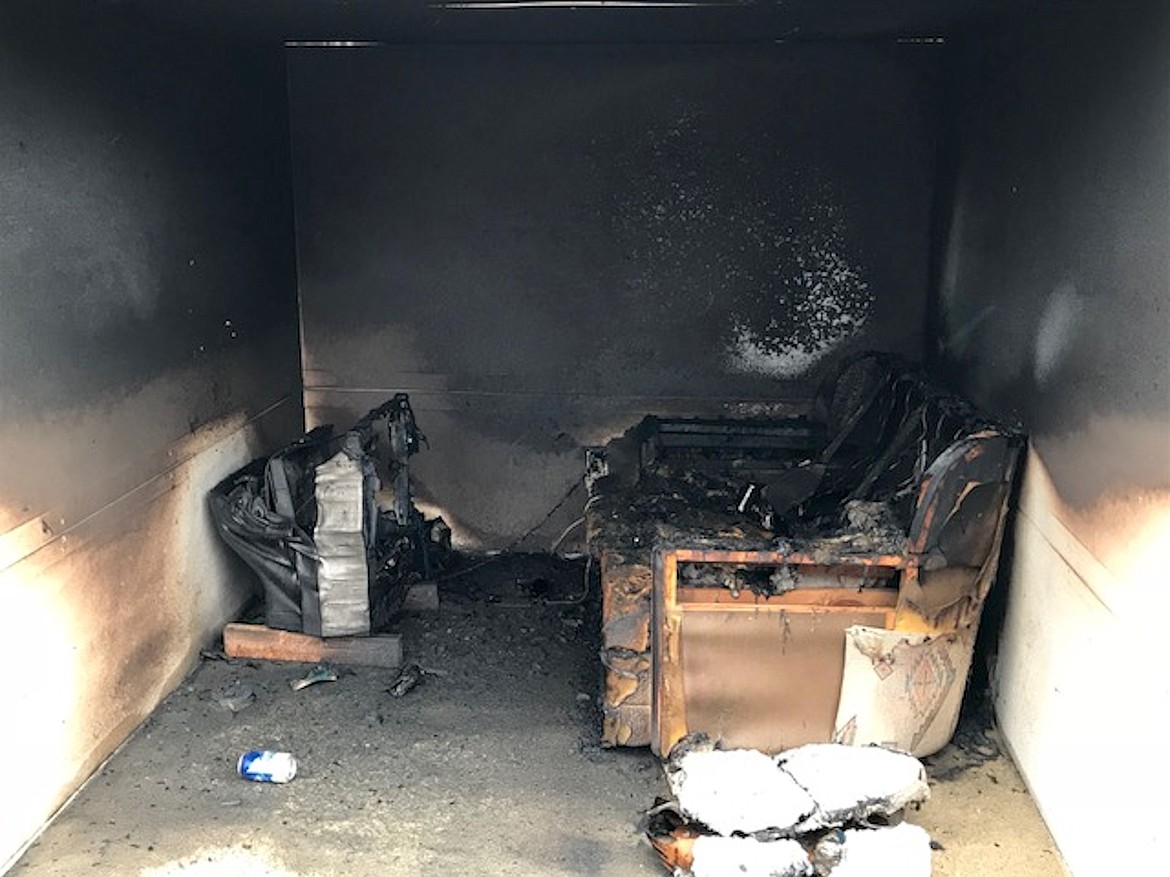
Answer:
[11,556,1065,877]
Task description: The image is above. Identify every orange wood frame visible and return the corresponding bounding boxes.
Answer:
[651,547,904,756]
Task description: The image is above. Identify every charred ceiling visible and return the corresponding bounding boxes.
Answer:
[110,0,1017,43]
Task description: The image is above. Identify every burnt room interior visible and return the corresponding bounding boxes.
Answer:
[1,0,1167,875]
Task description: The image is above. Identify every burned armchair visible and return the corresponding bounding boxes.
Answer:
[586,354,1023,756]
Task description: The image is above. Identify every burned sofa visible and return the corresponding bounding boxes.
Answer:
[585,353,1023,755]
[210,394,448,638]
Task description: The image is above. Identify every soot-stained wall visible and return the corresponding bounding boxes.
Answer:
[291,43,943,547]
[937,7,1170,875]
[0,6,301,866]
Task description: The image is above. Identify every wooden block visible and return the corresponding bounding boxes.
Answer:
[404,581,440,612]
[222,623,402,668]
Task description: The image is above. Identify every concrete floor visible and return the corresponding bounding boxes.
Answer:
[11,559,1069,876]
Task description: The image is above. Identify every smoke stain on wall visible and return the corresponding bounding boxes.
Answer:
[596,98,873,381]
[293,44,939,544]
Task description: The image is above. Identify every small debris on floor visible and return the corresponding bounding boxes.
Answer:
[924,699,1002,782]
[212,680,255,714]
[11,553,1066,877]
[387,662,426,697]
[290,664,338,692]
[439,552,590,606]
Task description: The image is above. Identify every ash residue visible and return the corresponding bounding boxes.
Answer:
[588,455,908,564]
[436,552,590,606]
[790,499,907,558]
[924,696,1002,782]
[843,499,898,533]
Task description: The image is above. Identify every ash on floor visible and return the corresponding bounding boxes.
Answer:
[916,690,1068,877]
[923,697,1004,783]
[12,556,665,877]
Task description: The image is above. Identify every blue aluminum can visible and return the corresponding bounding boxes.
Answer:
[237,749,297,783]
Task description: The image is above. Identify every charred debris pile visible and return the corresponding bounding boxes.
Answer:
[208,394,592,640]
[588,352,1012,564]
[645,735,933,877]
[210,394,452,638]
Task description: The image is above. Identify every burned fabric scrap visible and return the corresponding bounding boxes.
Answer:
[648,737,933,876]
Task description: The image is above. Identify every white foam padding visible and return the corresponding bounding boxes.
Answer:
[831,823,933,876]
[669,748,818,836]
[690,835,814,877]
[778,743,930,830]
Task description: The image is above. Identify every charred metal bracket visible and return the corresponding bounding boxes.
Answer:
[584,446,609,497]
[646,417,825,453]
[349,393,425,526]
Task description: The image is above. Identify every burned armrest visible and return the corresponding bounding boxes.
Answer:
[897,431,1024,631]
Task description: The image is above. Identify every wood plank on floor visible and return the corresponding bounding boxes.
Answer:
[222,623,402,668]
